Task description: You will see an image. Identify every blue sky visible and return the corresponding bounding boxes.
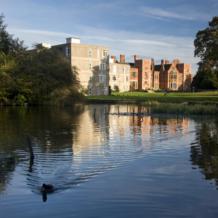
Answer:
[1,0,217,73]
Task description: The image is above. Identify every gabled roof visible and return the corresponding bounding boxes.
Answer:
[128,62,135,67]
[154,65,161,71]
[154,64,172,71]
[164,64,172,71]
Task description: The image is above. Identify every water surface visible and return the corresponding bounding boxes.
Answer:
[0,104,218,217]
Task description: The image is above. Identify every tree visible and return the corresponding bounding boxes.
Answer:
[192,16,218,90]
[14,47,82,104]
[0,14,25,104]
[0,15,82,105]
[0,14,25,55]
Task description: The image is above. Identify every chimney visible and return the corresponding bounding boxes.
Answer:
[111,55,116,62]
[133,55,138,62]
[161,59,170,65]
[120,54,125,63]
[173,59,180,65]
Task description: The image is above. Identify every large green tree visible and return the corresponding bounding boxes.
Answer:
[192,16,218,90]
[0,14,82,105]
[14,47,81,104]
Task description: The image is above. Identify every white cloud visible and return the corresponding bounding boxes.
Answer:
[8,28,77,48]
[142,6,210,21]
[9,28,72,37]
[8,25,199,74]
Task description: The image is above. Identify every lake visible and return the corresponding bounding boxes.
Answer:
[0,104,218,218]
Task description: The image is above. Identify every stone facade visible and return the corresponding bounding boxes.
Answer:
[53,37,109,95]
[109,55,130,92]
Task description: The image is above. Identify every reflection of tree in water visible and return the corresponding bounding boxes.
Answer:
[0,156,16,192]
[0,105,84,193]
[190,119,218,185]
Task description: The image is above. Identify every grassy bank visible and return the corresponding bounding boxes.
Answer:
[149,102,218,115]
[86,91,218,115]
[86,91,218,104]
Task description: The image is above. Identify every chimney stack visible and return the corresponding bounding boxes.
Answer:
[161,59,170,65]
[120,54,125,63]
[111,55,116,62]
[173,59,180,64]
[133,55,139,62]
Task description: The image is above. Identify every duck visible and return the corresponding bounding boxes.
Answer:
[41,183,54,193]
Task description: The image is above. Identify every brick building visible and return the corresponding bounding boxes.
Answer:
[129,64,139,91]
[155,59,192,91]
[131,56,192,91]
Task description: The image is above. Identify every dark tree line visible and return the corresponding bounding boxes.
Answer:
[192,16,218,90]
[0,14,82,105]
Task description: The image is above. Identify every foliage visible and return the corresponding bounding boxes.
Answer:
[14,47,81,104]
[0,15,83,105]
[192,16,218,90]
[191,120,218,183]
[113,85,119,92]
[0,14,25,55]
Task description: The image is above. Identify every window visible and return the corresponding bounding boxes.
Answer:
[99,75,105,83]
[89,63,92,70]
[126,76,128,81]
[170,71,177,80]
[113,75,116,81]
[88,49,92,58]
[65,46,70,57]
[132,72,136,77]
[101,63,106,70]
[170,83,177,89]
[103,50,107,57]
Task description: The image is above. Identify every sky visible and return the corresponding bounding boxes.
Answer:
[1,0,217,73]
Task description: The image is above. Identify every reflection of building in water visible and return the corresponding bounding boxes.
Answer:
[108,105,153,150]
[108,105,190,140]
[72,105,109,154]
[72,104,190,155]
[153,117,189,135]
[109,105,132,138]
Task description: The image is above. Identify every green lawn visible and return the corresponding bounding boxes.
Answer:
[86,91,218,103]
